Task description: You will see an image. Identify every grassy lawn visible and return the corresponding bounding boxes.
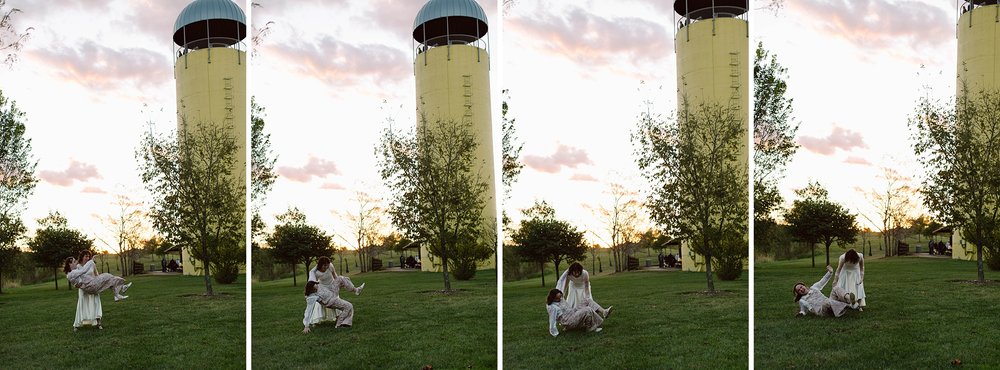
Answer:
[251,269,497,369]
[503,270,748,369]
[0,274,246,369]
[755,254,1000,368]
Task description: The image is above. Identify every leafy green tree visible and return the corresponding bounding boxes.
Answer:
[0,90,37,293]
[266,207,332,286]
[27,211,92,290]
[785,182,859,268]
[754,42,799,255]
[911,85,1000,280]
[501,89,524,230]
[378,115,492,290]
[634,99,747,292]
[138,120,245,294]
[251,97,277,249]
[510,201,587,286]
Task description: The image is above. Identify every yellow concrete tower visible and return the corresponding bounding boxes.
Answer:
[172,0,247,275]
[953,0,1000,261]
[412,0,496,272]
[672,0,749,272]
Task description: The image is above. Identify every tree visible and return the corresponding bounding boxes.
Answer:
[754,43,799,255]
[501,89,525,233]
[138,120,245,295]
[0,216,23,294]
[860,166,917,258]
[785,182,859,268]
[0,1,32,67]
[346,191,387,273]
[28,211,93,290]
[510,201,587,286]
[378,115,492,290]
[0,90,37,293]
[266,207,332,286]
[250,2,274,60]
[634,99,748,292]
[251,97,277,250]
[911,85,1000,281]
[98,193,147,277]
[592,181,643,273]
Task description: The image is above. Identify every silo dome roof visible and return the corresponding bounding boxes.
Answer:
[174,0,246,32]
[172,0,247,47]
[413,0,488,30]
[412,0,489,45]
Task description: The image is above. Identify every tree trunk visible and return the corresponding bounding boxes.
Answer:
[553,260,561,285]
[977,245,985,282]
[540,262,545,287]
[811,243,816,268]
[292,263,297,286]
[704,251,715,292]
[441,240,451,291]
[825,242,831,267]
[53,267,59,290]
[202,245,214,295]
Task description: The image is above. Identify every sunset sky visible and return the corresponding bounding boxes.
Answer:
[756,0,956,228]
[251,0,499,248]
[504,0,680,245]
[0,0,227,251]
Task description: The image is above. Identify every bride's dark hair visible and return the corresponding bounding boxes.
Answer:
[305,281,319,297]
[845,249,860,264]
[546,289,562,305]
[568,262,583,275]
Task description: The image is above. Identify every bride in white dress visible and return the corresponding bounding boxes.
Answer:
[555,262,612,318]
[832,249,866,310]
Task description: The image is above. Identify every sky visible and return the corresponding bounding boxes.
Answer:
[0,0,229,251]
[251,0,499,249]
[503,0,678,245]
[756,0,957,229]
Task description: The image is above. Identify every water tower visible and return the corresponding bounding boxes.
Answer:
[673,0,749,272]
[953,0,1000,261]
[957,0,1000,95]
[412,0,496,272]
[172,0,247,276]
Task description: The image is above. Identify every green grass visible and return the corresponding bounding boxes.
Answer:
[503,270,748,369]
[0,274,246,369]
[755,254,1000,368]
[251,269,497,369]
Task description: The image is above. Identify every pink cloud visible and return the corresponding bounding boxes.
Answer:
[844,156,873,166]
[798,126,868,156]
[39,161,101,186]
[122,0,209,40]
[507,5,670,67]
[82,186,107,194]
[570,173,598,182]
[523,144,593,173]
[789,0,951,54]
[267,36,409,88]
[320,182,346,190]
[278,157,340,182]
[29,40,170,91]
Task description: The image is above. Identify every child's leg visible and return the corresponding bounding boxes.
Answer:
[326,298,354,327]
[337,276,363,294]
